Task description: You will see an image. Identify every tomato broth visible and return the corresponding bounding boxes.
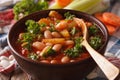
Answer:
[15,11,105,64]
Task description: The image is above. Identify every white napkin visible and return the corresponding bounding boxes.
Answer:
[0,0,13,7]
[0,0,21,7]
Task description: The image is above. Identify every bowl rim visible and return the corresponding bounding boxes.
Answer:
[7,9,109,66]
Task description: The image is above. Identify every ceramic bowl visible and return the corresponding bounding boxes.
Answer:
[7,9,109,80]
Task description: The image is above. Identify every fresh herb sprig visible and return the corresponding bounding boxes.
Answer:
[88,24,98,35]
[13,0,48,20]
[26,20,40,34]
[89,36,102,50]
[64,12,75,20]
[64,37,83,58]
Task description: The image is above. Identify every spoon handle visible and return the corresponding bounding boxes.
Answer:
[82,40,119,80]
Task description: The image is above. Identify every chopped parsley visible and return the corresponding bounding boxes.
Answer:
[13,0,48,20]
[64,12,75,20]
[70,27,78,36]
[49,23,56,32]
[26,20,40,34]
[28,53,39,60]
[19,33,35,50]
[88,24,98,35]
[64,37,83,58]
[89,36,102,50]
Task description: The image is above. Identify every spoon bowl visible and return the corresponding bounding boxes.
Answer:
[74,18,119,80]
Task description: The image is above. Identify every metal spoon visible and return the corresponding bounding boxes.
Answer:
[74,18,119,80]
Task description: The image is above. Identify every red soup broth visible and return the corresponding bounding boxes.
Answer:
[15,11,105,64]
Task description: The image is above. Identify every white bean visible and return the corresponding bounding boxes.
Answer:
[61,56,70,63]
[44,30,52,39]
[64,40,74,45]
[0,59,10,68]
[52,32,61,38]
[36,51,41,55]
[40,60,49,63]
[50,60,57,64]
[19,33,24,39]
[70,60,75,63]
[52,44,62,52]
[32,42,46,51]
[55,20,68,30]
[46,43,53,46]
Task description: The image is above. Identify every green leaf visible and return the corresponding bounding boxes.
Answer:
[26,20,40,34]
[75,37,83,44]
[37,0,49,10]
[64,37,83,58]
[89,36,102,49]
[49,23,56,32]
[28,53,39,60]
[64,12,75,20]
[13,0,48,20]
[21,33,35,43]
[88,24,98,35]
[70,27,78,36]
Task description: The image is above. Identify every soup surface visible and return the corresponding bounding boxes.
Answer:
[16,11,105,64]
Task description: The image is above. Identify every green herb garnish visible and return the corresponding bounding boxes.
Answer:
[64,37,83,58]
[70,27,78,36]
[64,12,75,20]
[88,24,98,35]
[13,0,48,20]
[28,53,39,60]
[49,23,56,32]
[89,36,102,49]
[26,20,40,34]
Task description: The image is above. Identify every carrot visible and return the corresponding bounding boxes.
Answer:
[42,38,65,44]
[94,12,105,23]
[49,10,63,20]
[38,18,50,26]
[55,20,68,31]
[60,29,70,38]
[94,12,119,35]
[105,24,117,35]
[56,0,73,7]
[103,12,120,27]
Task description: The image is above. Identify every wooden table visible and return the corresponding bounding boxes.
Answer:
[0,66,120,80]
[0,67,29,80]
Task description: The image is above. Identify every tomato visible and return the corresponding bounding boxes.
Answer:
[56,0,73,7]
[94,12,105,23]
[105,24,117,35]
[103,12,120,27]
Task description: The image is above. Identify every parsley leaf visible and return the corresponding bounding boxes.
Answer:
[64,37,83,58]
[64,12,75,20]
[88,24,98,35]
[70,27,78,36]
[28,53,39,60]
[89,36,102,50]
[26,20,40,34]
